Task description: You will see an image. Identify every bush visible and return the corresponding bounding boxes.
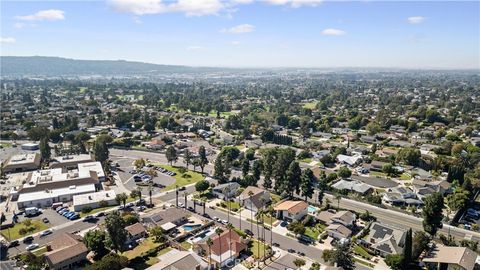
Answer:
[181,173,191,178]
[81,206,93,214]
[99,200,109,208]
[178,167,187,174]
[19,228,27,235]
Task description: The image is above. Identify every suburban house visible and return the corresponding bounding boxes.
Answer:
[239,186,271,213]
[422,245,477,270]
[211,182,240,200]
[336,154,363,167]
[326,223,352,240]
[364,222,406,257]
[412,179,452,199]
[331,180,373,195]
[146,249,208,270]
[146,139,166,150]
[273,200,308,222]
[44,233,88,270]
[142,208,188,231]
[125,222,148,244]
[194,230,247,268]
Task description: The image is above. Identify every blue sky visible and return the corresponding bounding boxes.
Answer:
[1,0,479,69]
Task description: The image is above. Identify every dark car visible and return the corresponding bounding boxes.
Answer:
[179,186,186,191]
[297,251,305,256]
[8,240,19,248]
[287,248,295,253]
[272,242,280,247]
[244,229,254,236]
[42,217,49,223]
[187,206,194,212]
[202,213,211,218]
[95,212,105,217]
[23,236,34,243]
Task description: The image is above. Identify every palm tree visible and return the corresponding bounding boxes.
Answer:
[255,209,262,266]
[225,186,231,223]
[248,191,254,232]
[184,192,188,211]
[335,193,341,209]
[202,197,207,215]
[238,195,242,230]
[175,185,179,207]
[215,228,224,268]
[207,238,213,269]
[227,223,234,265]
[148,182,154,207]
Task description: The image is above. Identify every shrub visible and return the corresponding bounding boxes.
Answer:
[178,167,187,174]
[182,173,191,178]
[81,206,93,213]
[18,228,27,235]
[99,200,108,208]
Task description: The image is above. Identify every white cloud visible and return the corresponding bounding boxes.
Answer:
[132,16,142,24]
[321,28,346,36]
[186,45,203,51]
[231,40,240,45]
[15,9,65,21]
[0,37,16,44]
[266,0,322,8]
[407,16,425,24]
[221,24,255,34]
[108,0,224,17]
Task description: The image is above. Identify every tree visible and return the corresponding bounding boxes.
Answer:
[242,158,250,178]
[403,228,413,268]
[293,258,306,268]
[198,145,208,174]
[215,228,224,267]
[115,193,128,208]
[184,149,192,169]
[382,163,397,176]
[309,262,320,270]
[39,137,51,164]
[385,254,403,270]
[446,188,470,212]
[104,211,127,252]
[412,231,430,260]
[207,237,213,269]
[166,146,178,165]
[396,147,421,166]
[338,166,351,178]
[422,192,444,237]
[84,253,128,270]
[323,242,355,270]
[285,161,302,197]
[214,156,226,182]
[252,160,262,182]
[300,168,315,201]
[93,138,109,163]
[133,158,146,169]
[366,122,381,135]
[195,180,210,193]
[149,226,166,243]
[130,189,141,201]
[28,126,49,141]
[84,230,109,259]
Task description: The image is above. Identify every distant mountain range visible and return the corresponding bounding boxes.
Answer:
[0,56,227,76]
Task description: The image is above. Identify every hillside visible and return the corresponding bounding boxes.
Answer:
[0,56,223,76]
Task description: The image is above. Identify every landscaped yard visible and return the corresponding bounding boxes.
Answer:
[398,173,411,180]
[369,171,386,177]
[207,110,236,118]
[249,240,270,260]
[270,193,282,203]
[180,241,192,250]
[79,205,116,217]
[235,144,246,150]
[300,158,313,163]
[302,102,317,109]
[152,164,204,191]
[122,238,160,260]
[224,201,241,212]
[304,223,326,240]
[1,220,49,241]
[32,245,48,256]
[354,244,373,260]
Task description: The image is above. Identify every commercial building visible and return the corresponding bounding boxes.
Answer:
[73,190,117,211]
[21,143,39,151]
[49,154,94,171]
[3,153,41,173]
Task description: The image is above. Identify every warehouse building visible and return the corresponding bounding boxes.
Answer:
[73,190,117,211]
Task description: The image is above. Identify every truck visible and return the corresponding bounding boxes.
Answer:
[25,207,40,216]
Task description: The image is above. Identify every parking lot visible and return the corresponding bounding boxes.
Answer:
[458,203,480,230]
[111,157,176,195]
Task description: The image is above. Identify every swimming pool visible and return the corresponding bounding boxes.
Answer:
[308,205,318,213]
[183,224,202,231]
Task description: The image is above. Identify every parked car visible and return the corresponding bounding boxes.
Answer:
[187,206,194,212]
[126,202,134,208]
[23,236,34,243]
[297,251,305,256]
[26,243,39,251]
[244,229,253,236]
[221,219,228,225]
[40,229,53,237]
[83,215,94,221]
[95,212,105,217]
[8,240,19,248]
[179,186,186,191]
[42,217,49,223]
[272,242,280,247]
[287,248,295,253]
[69,214,80,220]
[202,213,210,218]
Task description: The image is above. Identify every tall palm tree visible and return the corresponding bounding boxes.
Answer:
[207,238,213,270]
[225,186,231,223]
[238,195,242,230]
[202,197,207,215]
[148,182,154,207]
[335,193,341,209]
[215,228,224,268]
[184,192,188,211]
[255,209,262,266]
[227,223,234,265]
[248,191,254,232]
[175,185,179,207]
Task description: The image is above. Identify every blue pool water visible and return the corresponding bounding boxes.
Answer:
[308,205,317,213]
[183,224,202,231]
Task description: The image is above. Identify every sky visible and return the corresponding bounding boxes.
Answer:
[1,0,479,69]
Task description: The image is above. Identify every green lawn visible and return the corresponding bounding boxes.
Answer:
[354,244,373,260]
[78,87,88,93]
[207,110,236,118]
[398,173,411,180]
[180,241,192,250]
[151,164,205,191]
[32,245,48,256]
[304,224,326,240]
[122,238,160,260]
[354,258,375,268]
[79,205,117,217]
[300,158,313,163]
[249,240,270,260]
[302,102,317,109]
[224,201,241,211]
[1,220,49,241]
[369,171,386,177]
[0,142,12,148]
[270,193,281,203]
[235,144,246,150]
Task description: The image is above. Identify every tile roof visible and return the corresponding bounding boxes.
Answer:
[273,200,308,215]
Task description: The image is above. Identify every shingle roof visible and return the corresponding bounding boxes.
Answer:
[423,246,476,270]
[44,233,88,266]
[125,222,146,236]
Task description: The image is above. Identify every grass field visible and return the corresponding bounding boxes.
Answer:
[207,110,236,118]
[180,241,192,250]
[300,158,313,163]
[354,244,373,260]
[0,220,49,241]
[224,201,241,211]
[122,238,160,260]
[250,240,270,260]
[304,223,326,240]
[152,164,204,191]
[369,171,386,177]
[302,102,317,109]
[398,173,411,180]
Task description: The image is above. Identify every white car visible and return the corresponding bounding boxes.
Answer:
[26,243,39,251]
[221,219,228,225]
[40,229,53,237]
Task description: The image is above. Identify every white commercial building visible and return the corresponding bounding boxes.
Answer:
[18,184,96,209]
[73,190,117,211]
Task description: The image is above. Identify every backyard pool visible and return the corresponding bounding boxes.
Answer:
[183,224,202,231]
[308,205,318,213]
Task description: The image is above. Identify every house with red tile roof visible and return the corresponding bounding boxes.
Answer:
[273,200,308,221]
[194,229,247,268]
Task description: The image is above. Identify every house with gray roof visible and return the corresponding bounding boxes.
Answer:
[365,222,406,257]
[331,180,373,195]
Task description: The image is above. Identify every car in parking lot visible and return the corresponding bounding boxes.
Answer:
[287,248,295,253]
[69,214,80,220]
[137,206,147,211]
[272,242,280,247]
[83,215,95,221]
[42,217,49,223]
[23,236,34,243]
[221,219,228,225]
[8,240,19,248]
[202,213,210,218]
[187,206,194,212]
[213,216,220,222]
[40,229,53,237]
[126,202,135,208]
[26,243,39,251]
[297,251,305,256]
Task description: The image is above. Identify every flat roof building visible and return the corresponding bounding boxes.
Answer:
[49,154,93,171]
[73,190,117,211]
[3,153,41,173]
